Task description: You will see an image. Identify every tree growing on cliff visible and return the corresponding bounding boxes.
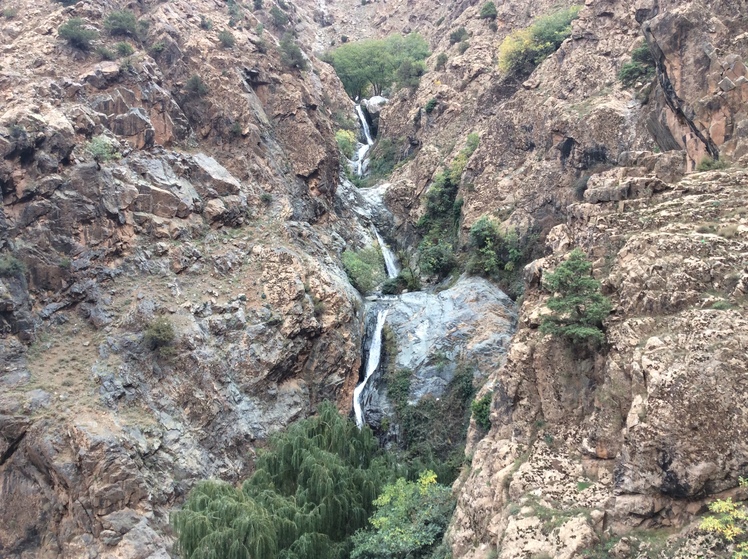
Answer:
[540,248,612,346]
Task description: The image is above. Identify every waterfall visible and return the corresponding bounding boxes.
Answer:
[374,229,400,279]
[353,309,388,429]
[355,104,375,176]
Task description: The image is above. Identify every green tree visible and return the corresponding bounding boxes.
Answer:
[172,403,389,559]
[480,1,497,19]
[350,471,454,559]
[539,248,612,346]
[701,491,748,559]
[280,33,308,70]
[59,18,98,51]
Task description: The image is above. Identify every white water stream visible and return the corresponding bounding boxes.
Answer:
[353,309,388,429]
[375,229,400,279]
[355,104,375,176]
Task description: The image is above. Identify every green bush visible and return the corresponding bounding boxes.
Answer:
[144,316,175,350]
[59,18,98,51]
[425,98,438,113]
[471,392,492,431]
[618,43,655,87]
[218,28,236,48]
[697,156,729,172]
[104,10,138,36]
[150,41,166,55]
[2,8,18,19]
[350,471,454,559]
[449,26,469,45]
[342,246,385,293]
[200,15,213,30]
[335,129,356,158]
[96,46,117,61]
[480,1,498,19]
[280,33,308,70]
[86,136,120,162]
[270,4,288,26]
[328,33,430,99]
[435,52,448,70]
[260,192,273,204]
[116,41,134,56]
[172,403,388,559]
[498,5,581,75]
[539,248,612,346]
[185,74,209,97]
[420,242,456,278]
[0,255,25,278]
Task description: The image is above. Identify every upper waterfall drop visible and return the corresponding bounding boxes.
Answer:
[353,309,388,429]
[355,104,375,176]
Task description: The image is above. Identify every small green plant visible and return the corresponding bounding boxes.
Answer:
[150,41,166,54]
[480,1,497,19]
[270,4,288,27]
[86,136,120,162]
[96,46,117,61]
[59,18,98,51]
[116,41,134,56]
[425,98,438,114]
[230,122,242,136]
[711,300,733,310]
[498,5,582,75]
[342,246,385,293]
[280,34,308,70]
[435,52,448,70]
[697,156,729,172]
[144,316,175,350]
[539,248,612,346]
[185,74,209,97]
[449,26,469,45]
[618,43,655,88]
[700,498,748,558]
[0,254,25,278]
[471,392,493,431]
[218,29,235,48]
[577,481,593,492]
[104,10,139,36]
[2,8,18,18]
[335,129,356,158]
[200,15,213,30]
[458,40,469,54]
[260,192,273,204]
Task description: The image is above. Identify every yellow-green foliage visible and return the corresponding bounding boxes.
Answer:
[342,246,385,293]
[498,5,582,75]
[335,129,356,159]
[701,496,748,558]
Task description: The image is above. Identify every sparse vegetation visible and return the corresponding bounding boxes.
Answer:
[2,7,18,18]
[618,43,656,88]
[449,27,469,45]
[96,46,117,61]
[86,136,120,162]
[269,4,288,27]
[200,15,213,30]
[539,248,612,346]
[342,246,385,293]
[253,0,263,9]
[471,392,492,431]
[279,33,308,70]
[0,254,25,278]
[104,10,139,36]
[59,18,98,51]
[479,1,498,20]
[335,129,356,159]
[144,316,175,350]
[116,41,134,56]
[498,5,582,75]
[425,98,438,114]
[218,28,236,48]
[697,156,730,172]
[466,215,523,277]
[185,74,209,97]
[458,41,470,54]
[435,52,448,70]
[260,192,273,204]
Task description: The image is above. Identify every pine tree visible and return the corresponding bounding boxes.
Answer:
[539,248,612,346]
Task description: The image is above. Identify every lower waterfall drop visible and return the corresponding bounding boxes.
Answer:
[353,308,388,429]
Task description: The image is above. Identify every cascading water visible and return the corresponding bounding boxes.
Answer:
[353,309,388,429]
[374,229,400,279]
[355,104,375,176]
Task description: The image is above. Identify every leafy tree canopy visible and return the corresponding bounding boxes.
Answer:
[328,33,430,98]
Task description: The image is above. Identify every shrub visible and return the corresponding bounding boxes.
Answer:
[54,0,77,6]
[342,246,385,293]
[218,28,235,48]
[697,156,729,172]
[539,248,612,346]
[270,4,288,27]
[458,40,470,54]
[498,5,582,75]
[116,41,134,56]
[144,316,175,350]
[96,46,116,61]
[86,136,120,162]
[435,52,448,70]
[280,33,308,70]
[253,0,263,9]
[395,58,426,90]
[335,129,356,159]
[0,255,25,278]
[618,43,655,87]
[149,41,166,55]
[419,242,456,278]
[700,494,748,559]
[185,74,209,97]
[425,98,438,114]
[199,15,213,30]
[449,26,469,45]
[480,1,497,20]
[260,192,273,204]
[2,8,18,18]
[59,18,98,51]
[104,10,138,36]
[471,392,492,430]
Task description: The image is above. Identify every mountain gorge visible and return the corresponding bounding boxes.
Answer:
[1,0,747,557]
